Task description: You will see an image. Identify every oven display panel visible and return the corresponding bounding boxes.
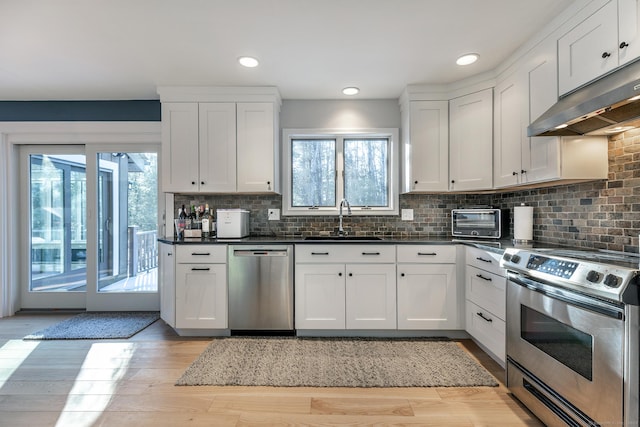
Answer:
[526,255,578,279]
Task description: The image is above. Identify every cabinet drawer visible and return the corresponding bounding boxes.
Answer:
[176,245,226,263]
[396,245,456,263]
[295,245,395,263]
[466,246,504,276]
[466,265,506,320]
[466,300,505,364]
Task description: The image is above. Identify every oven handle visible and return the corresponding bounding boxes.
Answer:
[506,271,624,320]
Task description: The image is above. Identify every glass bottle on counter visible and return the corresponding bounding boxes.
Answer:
[201,204,211,238]
[209,208,216,237]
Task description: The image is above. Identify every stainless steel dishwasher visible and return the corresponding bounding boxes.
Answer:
[228,245,293,333]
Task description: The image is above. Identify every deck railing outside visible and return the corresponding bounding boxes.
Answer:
[128,227,158,276]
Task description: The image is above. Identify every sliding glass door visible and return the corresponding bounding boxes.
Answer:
[21,145,159,311]
[89,148,159,310]
[23,147,87,308]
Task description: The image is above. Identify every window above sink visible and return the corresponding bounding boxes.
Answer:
[282,128,399,217]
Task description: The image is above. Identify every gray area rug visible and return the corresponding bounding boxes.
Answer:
[176,337,498,387]
[24,311,160,340]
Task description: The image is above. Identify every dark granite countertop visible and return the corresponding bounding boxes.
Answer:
[158,235,557,254]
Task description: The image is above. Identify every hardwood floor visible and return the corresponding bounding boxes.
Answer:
[0,313,543,426]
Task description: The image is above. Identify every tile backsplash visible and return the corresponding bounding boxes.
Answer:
[174,129,639,253]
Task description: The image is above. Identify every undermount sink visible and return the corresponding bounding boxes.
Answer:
[304,236,383,241]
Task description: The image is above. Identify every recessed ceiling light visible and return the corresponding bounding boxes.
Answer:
[342,87,360,95]
[456,53,479,66]
[238,56,259,68]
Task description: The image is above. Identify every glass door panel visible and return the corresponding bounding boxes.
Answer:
[30,154,87,292]
[96,152,158,294]
[22,147,87,309]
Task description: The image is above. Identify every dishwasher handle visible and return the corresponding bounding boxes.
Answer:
[233,249,289,257]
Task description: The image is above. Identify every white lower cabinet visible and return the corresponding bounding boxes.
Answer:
[465,246,506,365]
[346,264,396,329]
[174,245,227,329]
[396,245,460,329]
[295,263,346,329]
[294,245,396,330]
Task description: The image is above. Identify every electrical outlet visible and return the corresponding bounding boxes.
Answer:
[401,209,414,221]
[268,208,280,221]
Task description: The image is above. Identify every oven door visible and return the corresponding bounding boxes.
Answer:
[506,273,624,426]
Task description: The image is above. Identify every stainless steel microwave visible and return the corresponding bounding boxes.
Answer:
[451,208,508,239]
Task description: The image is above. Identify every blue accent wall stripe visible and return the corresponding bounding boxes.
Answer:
[0,100,161,121]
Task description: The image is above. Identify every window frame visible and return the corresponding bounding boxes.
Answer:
[282,128,399,216]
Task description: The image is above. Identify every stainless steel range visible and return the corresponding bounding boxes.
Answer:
[501,247,640,427]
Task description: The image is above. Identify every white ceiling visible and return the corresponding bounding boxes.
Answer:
[1,0,577,101]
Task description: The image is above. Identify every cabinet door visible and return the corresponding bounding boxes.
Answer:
[161,102,200,192]
[397,263,458,329]
[175,263,227,329]
[159,243,176,328]
[558,0,618,95]
[493,75,525,188]
[236,102,278,193]
[345,264,396,329]
[525,37,561,183]
[295,264,345,329]
[619,0,640,65]
[449,89,493,191]
[406,101,449,192]
[199,103,237,192]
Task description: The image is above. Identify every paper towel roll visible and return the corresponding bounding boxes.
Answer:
[514,205,534,242]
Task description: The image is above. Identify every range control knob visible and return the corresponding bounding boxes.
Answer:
[511,255,522,264]
[503,253,512,262]
[603,274,622,288]
[586,270,602,283]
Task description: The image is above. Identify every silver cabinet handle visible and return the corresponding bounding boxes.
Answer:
[191,267,211,271]
[311,252,329,255]
[361,252,381,256]
[417,252,437,256]
[192,252,211,256]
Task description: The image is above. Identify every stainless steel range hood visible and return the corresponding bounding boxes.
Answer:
[528,60,640,137]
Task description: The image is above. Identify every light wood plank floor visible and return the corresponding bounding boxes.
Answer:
[0,313,543,427]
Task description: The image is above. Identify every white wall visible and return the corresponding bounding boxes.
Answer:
[280,99,401,129]
[0,134,19,317]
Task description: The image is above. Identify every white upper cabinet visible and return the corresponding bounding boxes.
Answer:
[493,32,609,189]
[525,37,563,184]
[400,100,449,192]
[558,0,640,95]
[236,102,279,193]
[494,37,561,188]
[618,0,640,64]
[162,102,238,193]
[493,73,527,188]
[161,102,200,192]
[449,89,494,191]
[198,103,237,193]
[158,86,281,194]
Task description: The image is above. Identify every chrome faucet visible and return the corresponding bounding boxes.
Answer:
[338,199,352,235]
